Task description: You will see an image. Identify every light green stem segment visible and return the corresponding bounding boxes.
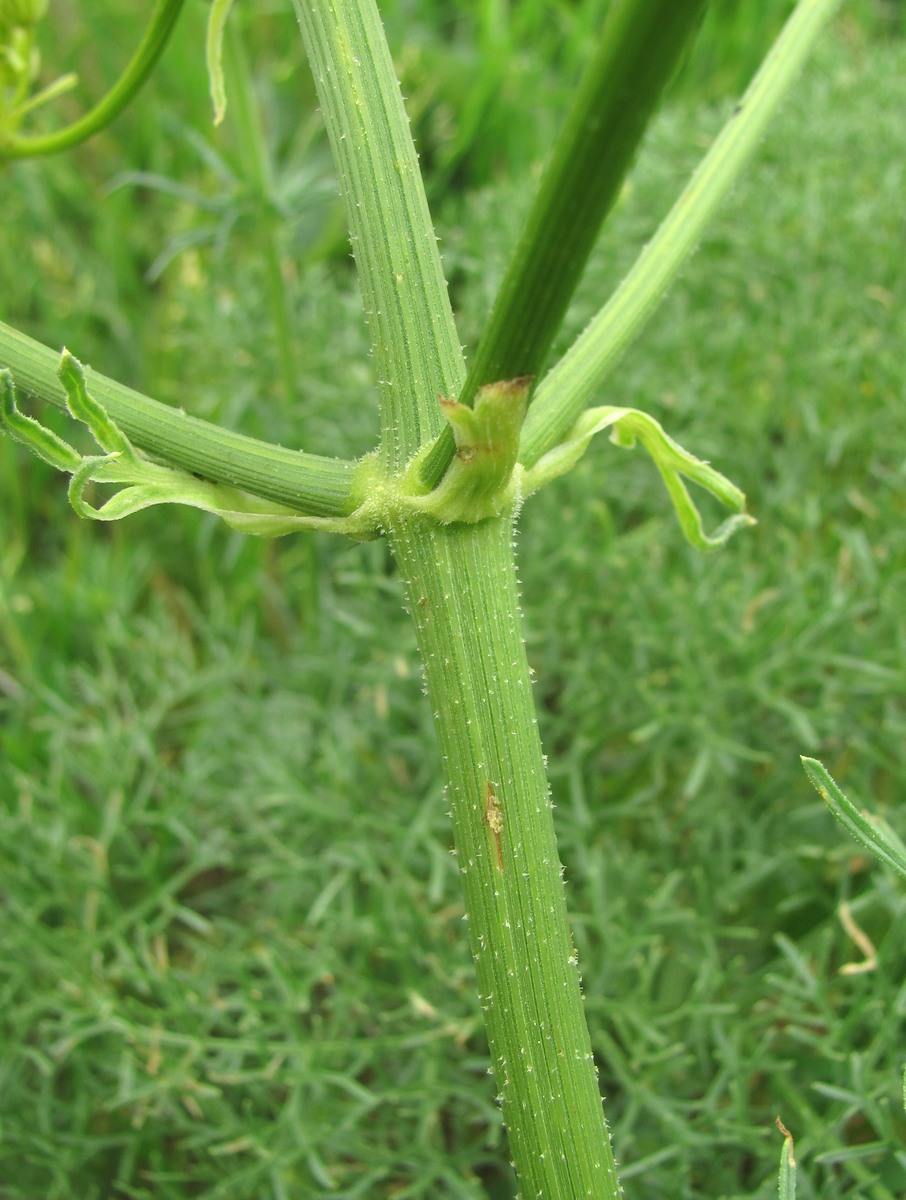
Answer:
[389,512,620,1199]
[0,0,186,159]
[520,0,844,467]
[291,0,465,469]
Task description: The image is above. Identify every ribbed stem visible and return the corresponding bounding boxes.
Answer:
[388,513,620,1198]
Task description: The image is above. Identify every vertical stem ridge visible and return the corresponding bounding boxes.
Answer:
[389,513,620,1198]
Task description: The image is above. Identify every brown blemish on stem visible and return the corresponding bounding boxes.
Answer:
[484,781,504,873]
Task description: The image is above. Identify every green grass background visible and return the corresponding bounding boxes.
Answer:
[1,2,905,1197]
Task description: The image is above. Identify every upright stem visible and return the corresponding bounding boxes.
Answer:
[389,512,620,1198]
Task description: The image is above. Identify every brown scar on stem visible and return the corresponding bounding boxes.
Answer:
[484,781,504,872]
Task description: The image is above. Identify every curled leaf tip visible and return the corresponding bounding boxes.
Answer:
[0,365,82,470]
[522,404,755,550]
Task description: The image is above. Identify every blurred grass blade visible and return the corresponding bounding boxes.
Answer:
[206,0,236,125]
[420,0,710,487]
[801,757,906,880]
[521,0,844,469]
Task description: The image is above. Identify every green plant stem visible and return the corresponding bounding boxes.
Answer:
[388,510,619,1198]
[0,0,187,159]
[0,322,359,517]
[419,0,711,489]
[291,0,464,470]
[520,0,844,469]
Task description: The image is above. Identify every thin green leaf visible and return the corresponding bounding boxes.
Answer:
[68,449,377,536]
[801,757,906,880]
[58,350,131,454]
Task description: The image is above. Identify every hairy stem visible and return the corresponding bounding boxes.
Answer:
[389,512,620,1198]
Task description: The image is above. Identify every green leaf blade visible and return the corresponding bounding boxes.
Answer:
[0,366,81,471]
[801,757,906,880]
